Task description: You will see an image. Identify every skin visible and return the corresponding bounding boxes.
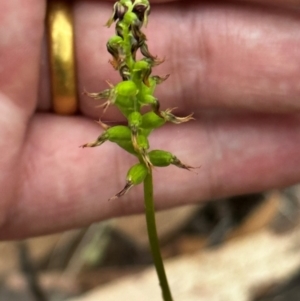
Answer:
[0,0,300,240]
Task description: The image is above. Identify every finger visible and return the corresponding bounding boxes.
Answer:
[0,1,45,225]
[0,0,45,117]
[2,112,300,239]
[65,1,300,119]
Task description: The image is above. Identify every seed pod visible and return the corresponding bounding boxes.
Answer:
[106,125,131,142]
[148,150,173,167]
[136,134,149,150]
[141,111,165,136]
[127,163,148,185]
[114,81,139,117]
[81,125,136,154]
[141,94,159,111]
[128,112,142,130]
[132,60,152,86]
[149,150,197,171]
[109,162,148,200]
[107,125,136,154]
[115,80,138,97]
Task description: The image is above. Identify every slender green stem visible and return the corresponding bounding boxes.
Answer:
[143,171,173,301]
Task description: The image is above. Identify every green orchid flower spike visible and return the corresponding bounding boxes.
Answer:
[81,1,196,300]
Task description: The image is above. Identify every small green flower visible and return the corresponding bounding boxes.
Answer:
[132,59,152,86]
[106,35,125,69]
[132,0,150,27]
[105,1,129,27]
[85,80,139,117]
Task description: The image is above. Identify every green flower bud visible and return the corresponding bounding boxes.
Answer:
[136,134,149,150]
[81,125,136,154]
[85,81,140,118]
[123,12,141,27]
[115,80,139,116]
[109,163,148,200]
[149,150,197,171]
[116,11,141,39]
[138,75,160,98]
[128,111,142,129]
[107,125,136,154]
[140,111,165,136]
[132,60,151,86]
[141,94,159,111]
[106,125,131,143]
[127,162,148,185]
[148,150,173,167]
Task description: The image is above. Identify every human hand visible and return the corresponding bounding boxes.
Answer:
[1,0,300,239]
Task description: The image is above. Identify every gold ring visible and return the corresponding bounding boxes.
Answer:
[47,0,78,115]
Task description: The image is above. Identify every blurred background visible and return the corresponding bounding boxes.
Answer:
[1,185,300,301]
